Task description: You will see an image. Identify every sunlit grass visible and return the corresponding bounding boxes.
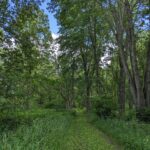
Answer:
[89,114,150,150]
[0,110,115,150]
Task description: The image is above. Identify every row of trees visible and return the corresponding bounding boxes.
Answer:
[48,0,150,114]
[0,0,149,117]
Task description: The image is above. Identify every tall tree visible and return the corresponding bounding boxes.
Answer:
[107,0,149,110]
[0,0,52,108]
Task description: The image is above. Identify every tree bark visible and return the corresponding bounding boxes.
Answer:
[144,40,150,107]
[109,0,146,110]
[118,57,126,115]
[124,0,145,108]
[80,48,92,111]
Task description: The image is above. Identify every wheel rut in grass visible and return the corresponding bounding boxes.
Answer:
[0,112,122,150]
[63,115,122,150]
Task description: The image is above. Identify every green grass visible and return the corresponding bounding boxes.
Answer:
[0,108,55,133]
[0,110,116,150]
[2,109,149,150]
[88,113,150,150]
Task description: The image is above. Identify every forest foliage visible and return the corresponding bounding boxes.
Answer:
[0,0,150,120]
[0,0,150,149]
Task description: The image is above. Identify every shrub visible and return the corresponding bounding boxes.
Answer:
[45,103,65,110]
[136,108,150,122]
[0,109,54,133]
[123,109,136,121]
[69,108,86,116]
[95,99,117,118]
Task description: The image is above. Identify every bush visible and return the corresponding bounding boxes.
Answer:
[69,108,86,117]
[45,103,65,110]
[123,109,136,121]
[136,108,150,122]
[0,97,27,113]
[0,109,54,133]
[95,99,117,118]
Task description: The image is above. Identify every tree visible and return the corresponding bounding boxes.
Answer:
[107,0,149,110]
[48,0,110,111]
[0,0,52,109]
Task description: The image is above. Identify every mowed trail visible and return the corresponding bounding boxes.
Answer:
[0,112,122,150]
[59,115,120,150]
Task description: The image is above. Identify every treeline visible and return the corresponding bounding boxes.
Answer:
[48,0,150,119]
[0,0,54,110]
[0,0,150,121]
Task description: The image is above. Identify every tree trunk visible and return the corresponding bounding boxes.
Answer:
[109,0,137,106]
[118,57,126,116]
[124,0,145,109]
[109,0,146,110]
[80,48,92,111]
[85,83,91,111]
[88,4,101,96]
[144,40,150,107]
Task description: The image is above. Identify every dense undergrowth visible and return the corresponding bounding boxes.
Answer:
[0,110,72,150]
[88,113,150,150]
[0,109,55,133]
[0,109,115,150]
[0,108,149,150]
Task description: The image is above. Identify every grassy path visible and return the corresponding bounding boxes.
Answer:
[63,115,117,150]
[0,111,121,150]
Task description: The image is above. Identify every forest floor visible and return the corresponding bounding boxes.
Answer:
[0,110,122,150]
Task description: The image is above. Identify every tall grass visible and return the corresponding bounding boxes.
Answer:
[0,110,115,150]
[0,109,55,133]
[0,111,73,150]
[89,114,150,150]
